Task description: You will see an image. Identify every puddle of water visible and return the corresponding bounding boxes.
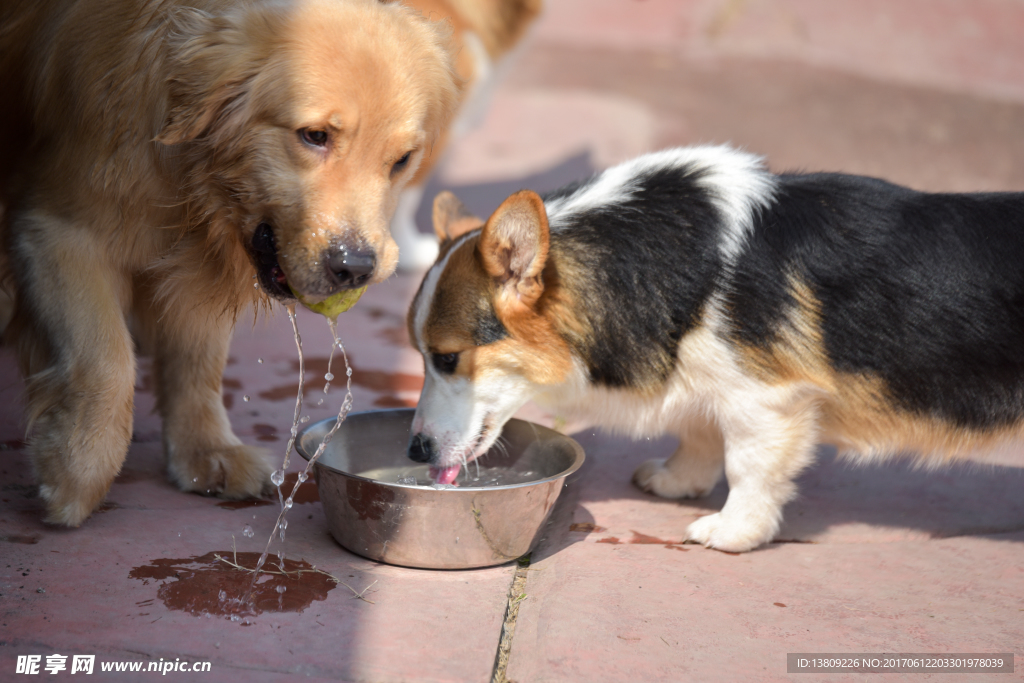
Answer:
[376,326,409,347]
[217,498,274,510]
[252,423,280,442]
[128,551,335,620]
[2,534,40,544]
[258,384,301,402]
[596,531,689,550]
[373,396,417,409]
[281,471,319,504]
[258,362,423,403]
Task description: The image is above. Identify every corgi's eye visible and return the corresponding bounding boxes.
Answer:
[432,352,459,375]
[299,128,328,147]
[390,151,412,177]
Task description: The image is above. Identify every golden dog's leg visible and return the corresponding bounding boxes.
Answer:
[151,302,272,500]
[12,217,135,526]
[685,393,821,552]
[632,416,724,498]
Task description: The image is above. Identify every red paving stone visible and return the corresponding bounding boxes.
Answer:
[4,1,1024,680]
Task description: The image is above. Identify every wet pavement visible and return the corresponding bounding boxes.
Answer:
[3,1,1024,680]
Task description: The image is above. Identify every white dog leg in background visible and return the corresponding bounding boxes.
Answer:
[392,185,440,270]
[392,31,502,272]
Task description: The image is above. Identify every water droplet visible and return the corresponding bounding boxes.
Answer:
[242,524,254,538]
[324,372,334,381]
[218,590,227,602]
[192,477,198,483]
[346,368,352,377]
[300,415,310,423]
[230,614,241,622]
[317,398,324,406]
[271,470,285,486]
[397,476,417,486]
[276,585,287,594]
[280,519,288,530]
[297,472,308,483]
[278,527,286,541]
[253,282,259,289]
[323,384,331,394]
[257,358,264,364]
[284,498,293,509]
[243,395,251,402]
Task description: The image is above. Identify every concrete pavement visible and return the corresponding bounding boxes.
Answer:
[3,0,1024,680]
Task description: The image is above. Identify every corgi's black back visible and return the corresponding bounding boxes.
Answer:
[732,174,1024,428]
[541,146,1024,429]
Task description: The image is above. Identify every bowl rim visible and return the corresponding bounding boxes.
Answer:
[294,408,585,491]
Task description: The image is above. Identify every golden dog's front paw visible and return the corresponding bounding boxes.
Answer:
[39,483,108,528]
[632,458,720,499]
[169,445,274,499]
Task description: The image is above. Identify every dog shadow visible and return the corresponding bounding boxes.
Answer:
[531,430,1024,559]
[415,151,596,228]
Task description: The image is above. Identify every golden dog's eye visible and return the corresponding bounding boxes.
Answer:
[431,352,459,375]
[300,128,328,147]
[391,151,412,177]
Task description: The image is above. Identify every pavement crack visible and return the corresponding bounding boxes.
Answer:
[491,555,531,683]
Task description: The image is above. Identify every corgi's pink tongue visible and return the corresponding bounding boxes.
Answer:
[429,465,461,485]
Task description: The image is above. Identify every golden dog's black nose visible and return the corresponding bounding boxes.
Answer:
[328,247,375,289]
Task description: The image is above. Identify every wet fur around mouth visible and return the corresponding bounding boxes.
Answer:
[410,145,1024,552]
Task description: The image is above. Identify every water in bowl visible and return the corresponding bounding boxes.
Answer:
[358,464,540,488]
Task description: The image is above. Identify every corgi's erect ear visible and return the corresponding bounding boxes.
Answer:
[479,190,549,308]
[432,191,485,245]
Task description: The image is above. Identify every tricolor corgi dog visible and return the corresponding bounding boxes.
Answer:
[406,145,1024,552]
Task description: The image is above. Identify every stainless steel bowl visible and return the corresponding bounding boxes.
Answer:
[295,409,585,569]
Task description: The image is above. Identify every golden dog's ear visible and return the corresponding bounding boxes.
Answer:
[479,190,549,309]
[155,9,260,145]
[432,191,484,245]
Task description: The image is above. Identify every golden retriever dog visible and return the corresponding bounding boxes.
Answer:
[0,0,460,526]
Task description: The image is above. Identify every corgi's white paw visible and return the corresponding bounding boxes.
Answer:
[632,457,720,499]
[685,512,774,552]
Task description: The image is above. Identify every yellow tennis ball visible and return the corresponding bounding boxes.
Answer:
[291,286,367,319]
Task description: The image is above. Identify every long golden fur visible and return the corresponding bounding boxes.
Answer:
[0,0,459,526]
